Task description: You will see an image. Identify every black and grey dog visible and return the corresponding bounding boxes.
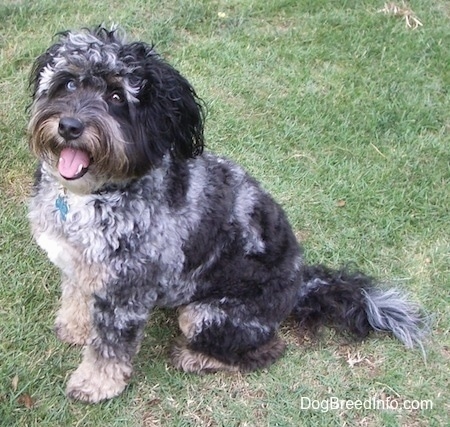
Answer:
[28,27,426,403]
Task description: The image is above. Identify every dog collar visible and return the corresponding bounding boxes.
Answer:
[55,188,69,221]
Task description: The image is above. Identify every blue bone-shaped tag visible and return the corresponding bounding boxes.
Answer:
[55,195,69,221]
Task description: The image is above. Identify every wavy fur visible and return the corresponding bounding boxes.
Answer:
[28,27,427,403]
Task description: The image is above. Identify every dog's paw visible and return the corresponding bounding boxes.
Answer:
[66,356,132,403]
[54,321,89,346]
[171,337,239,374]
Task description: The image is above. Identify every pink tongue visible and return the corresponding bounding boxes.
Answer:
[58,148,90,179]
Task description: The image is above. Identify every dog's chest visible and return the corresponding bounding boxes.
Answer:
[31,182,188,282]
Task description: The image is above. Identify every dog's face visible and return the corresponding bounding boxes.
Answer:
[29,27,204,193]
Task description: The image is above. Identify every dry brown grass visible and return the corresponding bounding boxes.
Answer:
[378,2,423,29]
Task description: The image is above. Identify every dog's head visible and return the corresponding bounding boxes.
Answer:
[28,26,204,193]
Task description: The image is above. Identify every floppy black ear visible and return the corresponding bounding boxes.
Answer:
[122,42,205,161]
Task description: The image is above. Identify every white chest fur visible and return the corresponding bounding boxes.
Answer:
[36,231,79,276]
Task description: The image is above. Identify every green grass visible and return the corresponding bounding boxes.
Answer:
[1,0,449,425]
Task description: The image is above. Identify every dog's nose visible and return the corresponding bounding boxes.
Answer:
[58,117,84,140]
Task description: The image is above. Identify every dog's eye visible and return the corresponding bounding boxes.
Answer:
[108,91,126,105]
[66,80,78,92]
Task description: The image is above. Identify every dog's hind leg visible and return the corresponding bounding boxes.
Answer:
[171,301,286,373]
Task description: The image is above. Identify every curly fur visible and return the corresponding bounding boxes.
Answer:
[28,26,427,403]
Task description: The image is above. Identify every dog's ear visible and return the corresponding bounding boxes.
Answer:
[122,43,205,161]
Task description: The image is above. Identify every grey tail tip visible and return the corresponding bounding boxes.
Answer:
[362,287,431,359]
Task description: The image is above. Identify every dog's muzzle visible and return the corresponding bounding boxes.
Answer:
[57,117,91,180]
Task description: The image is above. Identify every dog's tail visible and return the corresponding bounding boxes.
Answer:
[293,265,428,350]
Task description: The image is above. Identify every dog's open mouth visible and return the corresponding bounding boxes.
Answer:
[58,147,90,180]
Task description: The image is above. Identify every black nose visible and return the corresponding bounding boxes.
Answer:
[58,117,84,140]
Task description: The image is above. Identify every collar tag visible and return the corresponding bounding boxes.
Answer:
[55,194,69,221]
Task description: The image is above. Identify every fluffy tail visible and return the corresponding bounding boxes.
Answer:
[293,265,428,349]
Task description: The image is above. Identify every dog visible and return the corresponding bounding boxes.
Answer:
[28,26,426,403]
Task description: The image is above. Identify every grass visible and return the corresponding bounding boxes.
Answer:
[1,0,449,425]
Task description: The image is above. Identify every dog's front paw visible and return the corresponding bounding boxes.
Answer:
[66,351,132,403]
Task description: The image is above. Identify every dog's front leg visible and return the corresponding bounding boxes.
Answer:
[66,343,133,403]
[66,285,155,403]
[34,231,93,345]
[55,276,91,345]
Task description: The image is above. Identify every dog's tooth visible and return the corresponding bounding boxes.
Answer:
[76,164,84,174]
